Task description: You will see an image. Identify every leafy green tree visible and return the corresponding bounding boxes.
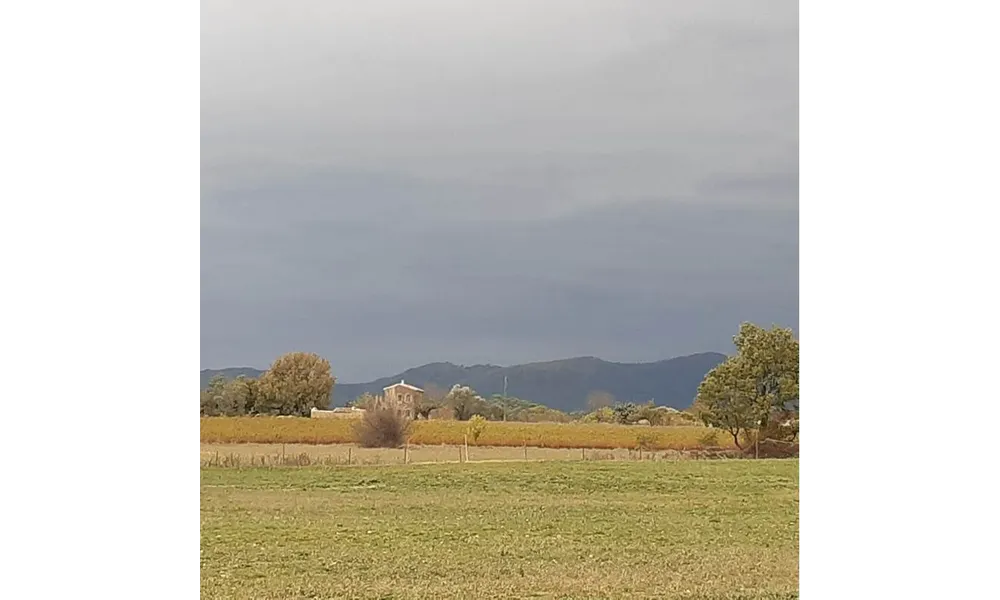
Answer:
[412,399,434,419]
[693,322,799,448]
[487,395,513,421]
[215,383,242,416]
[693,359,757,448]
[257,352,335,416]
[217,375,258,416]
[446,385,485,421]
[732,322,800,425]
[200,374,227,416]
[201,374,261,416]
[403,384,445,419]
[413,388,440,419]
[485,395,541,421]
[199,396,214,417]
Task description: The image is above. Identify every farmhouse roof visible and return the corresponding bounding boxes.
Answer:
[384,379,424,392]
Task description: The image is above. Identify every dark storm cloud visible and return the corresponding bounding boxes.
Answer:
[201,0,798,381]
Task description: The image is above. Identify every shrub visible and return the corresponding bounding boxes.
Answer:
[353,408,412,448]
[428,406,453,420]
[634,402,660,425]
[698,429,720,447]
[635,430,658,451]
[519,405,572,423]
[581,406,616,423]
[744,439,799,459]
[760,414,799,442]
[467,415,487,444]
[612,402,639,424]
[597,406,615,423]
[352,392,377,409]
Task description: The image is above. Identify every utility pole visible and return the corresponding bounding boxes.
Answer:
[755,418,761,459]
[503,376,508,422]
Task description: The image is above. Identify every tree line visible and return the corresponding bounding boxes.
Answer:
[200,352,334,417]
[200,321,800,444]
[348,384,575,423]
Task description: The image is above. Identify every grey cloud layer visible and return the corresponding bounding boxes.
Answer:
[202,0,798,381]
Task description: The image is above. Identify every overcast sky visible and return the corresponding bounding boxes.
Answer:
[201,0,798,382]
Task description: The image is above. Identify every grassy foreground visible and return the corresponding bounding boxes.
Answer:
[201,460,798,599]
[201,417,735,450]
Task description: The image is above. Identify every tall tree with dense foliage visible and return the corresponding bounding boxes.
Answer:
[693,359,758,447]
[200,374,227,416]
[403,384,446,419]
[445,384,484,421]
[201,374,259,416]
[223,375,259,415]
[694,322,799,448]
[257,352,335,416]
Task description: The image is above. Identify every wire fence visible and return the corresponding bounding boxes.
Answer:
[198,441,776,469]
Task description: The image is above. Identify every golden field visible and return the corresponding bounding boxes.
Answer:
[200,417,735,450]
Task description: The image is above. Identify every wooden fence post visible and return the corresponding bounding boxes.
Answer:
[404,442,409,465]
[348,446,352,465]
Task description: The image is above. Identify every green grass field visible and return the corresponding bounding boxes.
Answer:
[201,460,798,599]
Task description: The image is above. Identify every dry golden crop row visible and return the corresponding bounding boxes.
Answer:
[200,417,735,450]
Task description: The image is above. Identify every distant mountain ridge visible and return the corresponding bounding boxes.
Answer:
[200,352,726,412]
[201,367,265,383]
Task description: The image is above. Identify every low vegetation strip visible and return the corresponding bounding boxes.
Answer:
[201,460,799,599]
[200,416,736,450]
[200,443,740,468]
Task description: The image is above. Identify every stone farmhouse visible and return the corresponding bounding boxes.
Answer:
[309,380,426,420]
[380,380,424,419]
